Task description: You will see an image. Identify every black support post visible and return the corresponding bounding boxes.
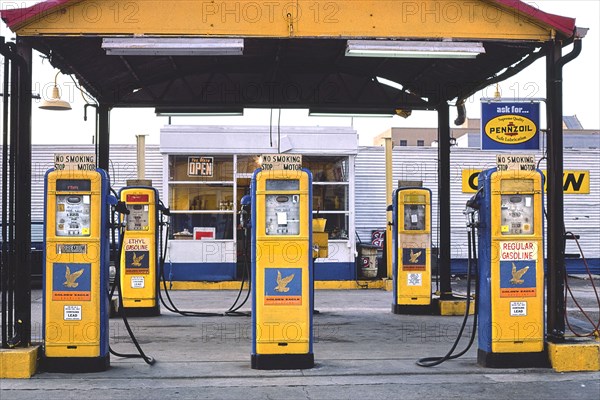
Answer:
[1,37,10,348]
[8,41,18,345]
[437,102,452,298]
[13,37,32,347]
[546,38,564,342]
[98,104,110,171]
[545,38,582,342]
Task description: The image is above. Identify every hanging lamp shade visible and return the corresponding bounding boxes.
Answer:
[39,72,72,110]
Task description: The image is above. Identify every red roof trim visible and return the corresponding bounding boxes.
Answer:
[492,0,576,37]
[1,0,576,38]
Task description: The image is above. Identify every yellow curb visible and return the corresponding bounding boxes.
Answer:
[166,280,390,290]
[548,341,600,372]
[315,280,385,290]
[0,346,39,379]
[438,299,475,316]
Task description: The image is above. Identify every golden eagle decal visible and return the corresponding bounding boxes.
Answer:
[510,262,529,285]
[131,252,146,267]
[409,249,422,264]
[274,270,295,293]
[63,266,85,288]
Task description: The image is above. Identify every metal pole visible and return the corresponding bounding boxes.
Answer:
[13,37,32,346]
[136,134,147,180]
[1,37,10,348]
[437,102,452,299]
[384,136,393,279]
[546,41,565,341]
[7,42,19,343]
[98,104,110,171]
[545,37,582,342]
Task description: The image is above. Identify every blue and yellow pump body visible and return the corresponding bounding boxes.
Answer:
[42,168,112,372]
[476,168,546,368]
[118,186,161,316]
[251,168,314,370]
[392,187,433,314]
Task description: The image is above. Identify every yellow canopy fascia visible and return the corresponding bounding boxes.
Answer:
[9,0,559,41]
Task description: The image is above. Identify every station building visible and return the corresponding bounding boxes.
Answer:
[2,122,598,281]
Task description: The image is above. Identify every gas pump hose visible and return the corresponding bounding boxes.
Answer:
[541,198,600,338]
[156,206,253,317]
[416,222,479,367]
[224,227,251,316]
[563,231,600,338]
[157,222,223,317]
[109,222,155,365]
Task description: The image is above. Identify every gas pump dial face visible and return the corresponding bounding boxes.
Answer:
[500,194,534,235]
[56,195,91,236]
[403,204,426,231]
[265,194,300,235]
[126,204,150,231]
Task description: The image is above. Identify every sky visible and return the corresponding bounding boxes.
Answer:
[0,0,598,146]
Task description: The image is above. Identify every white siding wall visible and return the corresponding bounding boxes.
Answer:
[355,146,600,260]
[1,144,598,260]
[0,144,163,224]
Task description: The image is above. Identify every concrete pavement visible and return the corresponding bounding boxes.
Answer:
[1,279,599,399]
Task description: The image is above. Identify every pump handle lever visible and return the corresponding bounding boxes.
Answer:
[114,200,130,215]
[158,200,171,216]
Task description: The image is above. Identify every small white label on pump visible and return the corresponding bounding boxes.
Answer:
[131,276,145,288]
[510,301,527,316]
[411,214,418,223]
[407,273,422,286]
[277,212,288,225]
[64,305,82,321]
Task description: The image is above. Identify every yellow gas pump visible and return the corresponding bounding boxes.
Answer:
[476,168,546,367]
[42,169,112,372]
[118,187,161,316]
[251,168,314,369]
[392,187,433,314]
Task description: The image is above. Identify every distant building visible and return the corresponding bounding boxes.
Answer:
[374,116,599,148]
[373,118,480,147]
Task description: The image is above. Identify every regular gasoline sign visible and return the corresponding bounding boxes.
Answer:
[481,101,540,150]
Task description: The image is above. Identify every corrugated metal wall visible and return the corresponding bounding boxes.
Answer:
[0,144,163,226]
[355,146,600,260]
[1,144,598,261]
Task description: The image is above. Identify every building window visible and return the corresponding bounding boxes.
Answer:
[167,154,351,241]
[417,140,425,147]
[303,156,350,240]
[399,140,408,146]
[168,155,238,240]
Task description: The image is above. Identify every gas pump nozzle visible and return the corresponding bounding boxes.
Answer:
[114,199,130,215]
[240,194,252,230]
[464,190,481,229]
[466,189,482,210]
[158,200,171,217]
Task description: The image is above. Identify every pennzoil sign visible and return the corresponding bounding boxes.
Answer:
[481,102,540,150]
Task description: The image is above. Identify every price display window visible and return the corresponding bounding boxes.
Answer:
[56,195,91,237]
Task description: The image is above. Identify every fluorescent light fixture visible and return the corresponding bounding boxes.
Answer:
[309,110,394,118]
[155,107,244,116]
[346,40,485,59]
[376,77,404,91]
[102,38,244,56]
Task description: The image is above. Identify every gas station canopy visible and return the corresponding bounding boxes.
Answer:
[1,0,577,113]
